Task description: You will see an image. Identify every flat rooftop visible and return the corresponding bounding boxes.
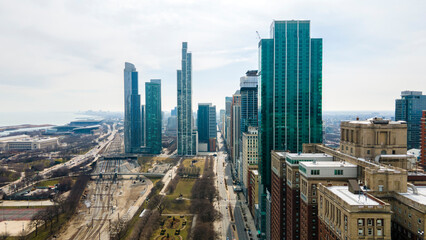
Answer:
[301,161,357,168]
[327,186,381,206]
[287,153,332,159]
[398,186,426,205]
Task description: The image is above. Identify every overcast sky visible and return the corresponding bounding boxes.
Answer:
[0,0,425,113]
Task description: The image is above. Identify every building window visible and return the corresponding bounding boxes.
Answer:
[358,219,364,226]
[358,228,364,236]
[368,228,373,236]
[334,170,343,175]
[377,228,383,236]
[377,219,383,226]
[367,218,374,226]
[367,150,371,154]
[419,218,422,224]
[311,170,320,175]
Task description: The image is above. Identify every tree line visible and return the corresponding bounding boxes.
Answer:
[190,156,221,240]
[29,174,90,239]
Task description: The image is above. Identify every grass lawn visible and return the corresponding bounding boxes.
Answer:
[150,216,192,240]
[35,177,76,188]
[35,179,61,187]
[168,179,195,199]
[163,198,191,214]
[182,158,205,175]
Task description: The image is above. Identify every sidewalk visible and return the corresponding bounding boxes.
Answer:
[237,189,258,239]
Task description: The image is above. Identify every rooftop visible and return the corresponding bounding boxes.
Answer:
[300,161,357,168]
[327,186,381,206]
[286,153,332,159]
[346,117,406,125]
[398,186,426,205]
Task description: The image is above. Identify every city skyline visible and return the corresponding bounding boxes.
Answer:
[1,1,425,113]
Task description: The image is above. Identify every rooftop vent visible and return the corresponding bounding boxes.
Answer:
[348,179,362,194]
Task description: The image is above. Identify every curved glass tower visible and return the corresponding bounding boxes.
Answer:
[124,62,141,153]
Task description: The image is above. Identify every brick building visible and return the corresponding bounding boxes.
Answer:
[299,161,357,240]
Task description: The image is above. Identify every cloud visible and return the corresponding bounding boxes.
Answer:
[0,0,425,113]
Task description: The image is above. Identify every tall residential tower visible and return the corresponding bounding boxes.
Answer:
[177,42,196,155]
[124,62,142,153]
[145,79,162,154]
[258,20,323,239]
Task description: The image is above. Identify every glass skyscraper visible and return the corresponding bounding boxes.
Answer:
[145,79,162,154]
[258,20,323,239]
[395,91,426,149]
[177,42,196,155]
[124,62,142,153]
[197,103,217,151]
[240,70,259,133]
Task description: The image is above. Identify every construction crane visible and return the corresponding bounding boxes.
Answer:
[256,31,261,40]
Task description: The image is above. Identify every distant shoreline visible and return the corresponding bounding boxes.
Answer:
[0,124,55,132]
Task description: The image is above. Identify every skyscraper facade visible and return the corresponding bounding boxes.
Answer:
[258,20,323,239]
[141,104,145,147]
[395,91,426,149]
[197,103,217,152]
[240,70,259,133]
[225,96,233,150]
[231,91,241,164]
[124,62,142,153]
[421,111,426,168]
[177,42,196,155]
[145,79,162,154]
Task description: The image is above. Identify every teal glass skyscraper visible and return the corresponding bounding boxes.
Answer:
[258,20,323,239]
[197,103,217,151]
[124,62,142,154]
[395,91,426,149]
[145,79,162,154]
[177,42,196,155]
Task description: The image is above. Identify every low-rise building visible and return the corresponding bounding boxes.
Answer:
[299,161,357,240]
[0,135,58,151]
[390,185,426,239]
[242,127,259,195]
[318,184,392,240]
[270,151,334,240]
[248,169,259,216]
[340,117,407,160]
[285,153,334,240]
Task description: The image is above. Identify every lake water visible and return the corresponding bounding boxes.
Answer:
[0,112,92,127]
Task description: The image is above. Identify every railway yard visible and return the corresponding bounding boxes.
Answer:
[57,134,153,240]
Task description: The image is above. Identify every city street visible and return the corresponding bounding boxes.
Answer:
[214,131,258,240]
